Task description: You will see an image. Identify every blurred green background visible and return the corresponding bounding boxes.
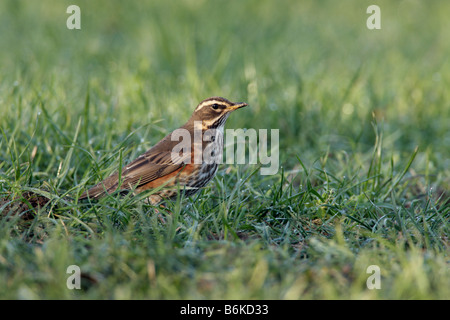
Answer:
[0,0,449,299]
[2,0,449,164]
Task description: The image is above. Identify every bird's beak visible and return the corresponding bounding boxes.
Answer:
[230,102,248,111]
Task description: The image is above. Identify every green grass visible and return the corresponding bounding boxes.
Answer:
[0,0,449,299]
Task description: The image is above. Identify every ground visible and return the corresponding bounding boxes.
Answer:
[0,0,449,299]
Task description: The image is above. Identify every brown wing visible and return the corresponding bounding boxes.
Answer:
[79,131,192,200]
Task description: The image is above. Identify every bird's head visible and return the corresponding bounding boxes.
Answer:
[190,97,248,129]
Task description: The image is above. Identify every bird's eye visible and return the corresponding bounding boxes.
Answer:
[211,104,220,110]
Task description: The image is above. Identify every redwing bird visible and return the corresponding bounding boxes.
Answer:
[79,97,248,204]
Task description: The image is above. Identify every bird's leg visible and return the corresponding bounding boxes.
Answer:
[154,204,172,224]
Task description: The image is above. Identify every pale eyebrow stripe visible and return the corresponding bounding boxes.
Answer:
[195,99,226,112]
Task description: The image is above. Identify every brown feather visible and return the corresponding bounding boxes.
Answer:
[79,129,192,199]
